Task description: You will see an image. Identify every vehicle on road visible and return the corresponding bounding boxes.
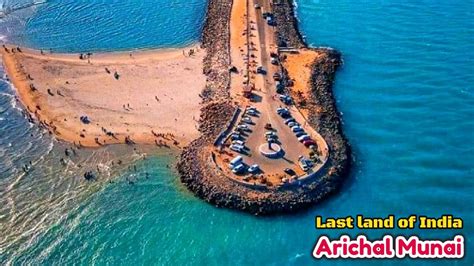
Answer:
[264,123,272,130]
[271,57,278,65]
[256,66,267,74]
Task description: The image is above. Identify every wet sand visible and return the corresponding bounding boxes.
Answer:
[0,45,205,148]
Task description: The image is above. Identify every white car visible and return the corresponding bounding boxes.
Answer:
[232,164,246,174]
[295,131,306,137]
[297,135,311,142]
[230,144,244,153]
[284,118,295,125]
[291,126,304,133]
[228,156,243,169]
[237,124,250,131]
[265,131,277,137]
[242,116,252,124]
[232,140,245,146]
[288,122,299,128]
[246,109,257,116]
[248,164,260,174]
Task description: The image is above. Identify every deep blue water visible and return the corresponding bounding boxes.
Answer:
[1,0,473,265]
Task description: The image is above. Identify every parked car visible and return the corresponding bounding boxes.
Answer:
[265,131,277,137]
[291,126,304,133]
[279,94,292,105]
[271,57,278,65]
[297,135,311,142]
[246,109,257,116]
[277,107,290,117]
[237,124,250,131]
[298,157,310,172]
[248,164,260,174]
[228,156,243,169]
[303,139,317,148]
[232,164,246,174]
[231,133,241,140]
[284,168,296,176]
[230,144,244,153]
[295,131,306,137]
[288,121,299,128]
[242,116,252,124]
[284,118,295,125]
[276,81,285,93]
[232,140,245,146]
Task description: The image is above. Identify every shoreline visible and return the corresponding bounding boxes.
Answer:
[177,0,351,215]
[1,44,205,148]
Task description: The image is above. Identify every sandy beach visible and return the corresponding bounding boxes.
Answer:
[0,45,205,147]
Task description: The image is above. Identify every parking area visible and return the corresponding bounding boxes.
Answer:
[215,0,329,187]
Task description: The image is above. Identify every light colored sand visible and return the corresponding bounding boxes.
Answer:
[229,0,249,98]
[1,45,205,147]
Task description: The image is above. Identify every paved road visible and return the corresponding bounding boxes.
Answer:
[239,0,312,177]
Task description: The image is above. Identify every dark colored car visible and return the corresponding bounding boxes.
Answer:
[284,168,296,176]
[303,139,317,147]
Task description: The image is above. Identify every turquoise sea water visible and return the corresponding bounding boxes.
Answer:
[0,0,473,265]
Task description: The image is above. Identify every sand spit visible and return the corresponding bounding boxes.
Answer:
[0,46,205,148]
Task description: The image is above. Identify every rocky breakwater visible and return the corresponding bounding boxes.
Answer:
[200,0,232,102]
[306,49,351,192]
[273,0,305,48]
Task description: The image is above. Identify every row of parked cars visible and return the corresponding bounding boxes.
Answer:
[229,106,259,153]
[276,107,318,173]
[228,155,260,175]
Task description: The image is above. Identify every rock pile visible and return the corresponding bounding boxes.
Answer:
[273,0,305,48]
[201,0,232,103]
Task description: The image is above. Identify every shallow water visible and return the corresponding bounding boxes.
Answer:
[0,0,473,265]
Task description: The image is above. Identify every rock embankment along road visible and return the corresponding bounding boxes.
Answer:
[178,0,351,215]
